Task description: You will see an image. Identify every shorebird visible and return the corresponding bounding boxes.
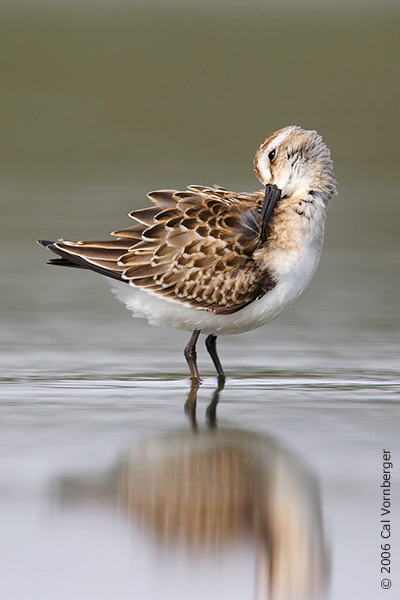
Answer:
[38,125,336,383]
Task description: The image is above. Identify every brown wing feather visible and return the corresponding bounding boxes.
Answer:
[41,187,276,314]
[119,187,276,314]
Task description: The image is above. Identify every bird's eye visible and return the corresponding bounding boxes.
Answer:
[268,149,276,162]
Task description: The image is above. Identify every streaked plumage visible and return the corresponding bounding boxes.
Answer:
[39,125,337,382]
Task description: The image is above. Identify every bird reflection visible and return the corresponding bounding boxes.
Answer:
[56,394,328,600]
[184,376,223,430]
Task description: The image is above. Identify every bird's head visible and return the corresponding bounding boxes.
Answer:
[254,126,337,205]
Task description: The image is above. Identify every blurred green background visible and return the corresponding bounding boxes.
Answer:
[2,3,399,183]
[1,0,399,331]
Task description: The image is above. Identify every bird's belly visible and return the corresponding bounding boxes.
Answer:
[109,241,321,336]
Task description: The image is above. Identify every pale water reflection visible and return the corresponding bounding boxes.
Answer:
[56,410,327,600]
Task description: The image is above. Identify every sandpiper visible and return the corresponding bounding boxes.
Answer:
[39,126,337,382]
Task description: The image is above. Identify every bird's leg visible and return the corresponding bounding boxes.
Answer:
[184,329,201,383]
[205,334,226,384]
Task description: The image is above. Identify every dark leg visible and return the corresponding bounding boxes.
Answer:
[184,329,201,382]
[205,334,226,383]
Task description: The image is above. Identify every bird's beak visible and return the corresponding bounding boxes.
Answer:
[261,184,281,228]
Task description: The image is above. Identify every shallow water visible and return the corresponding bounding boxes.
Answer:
[1,4,400,599]
[1,370,399,600]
